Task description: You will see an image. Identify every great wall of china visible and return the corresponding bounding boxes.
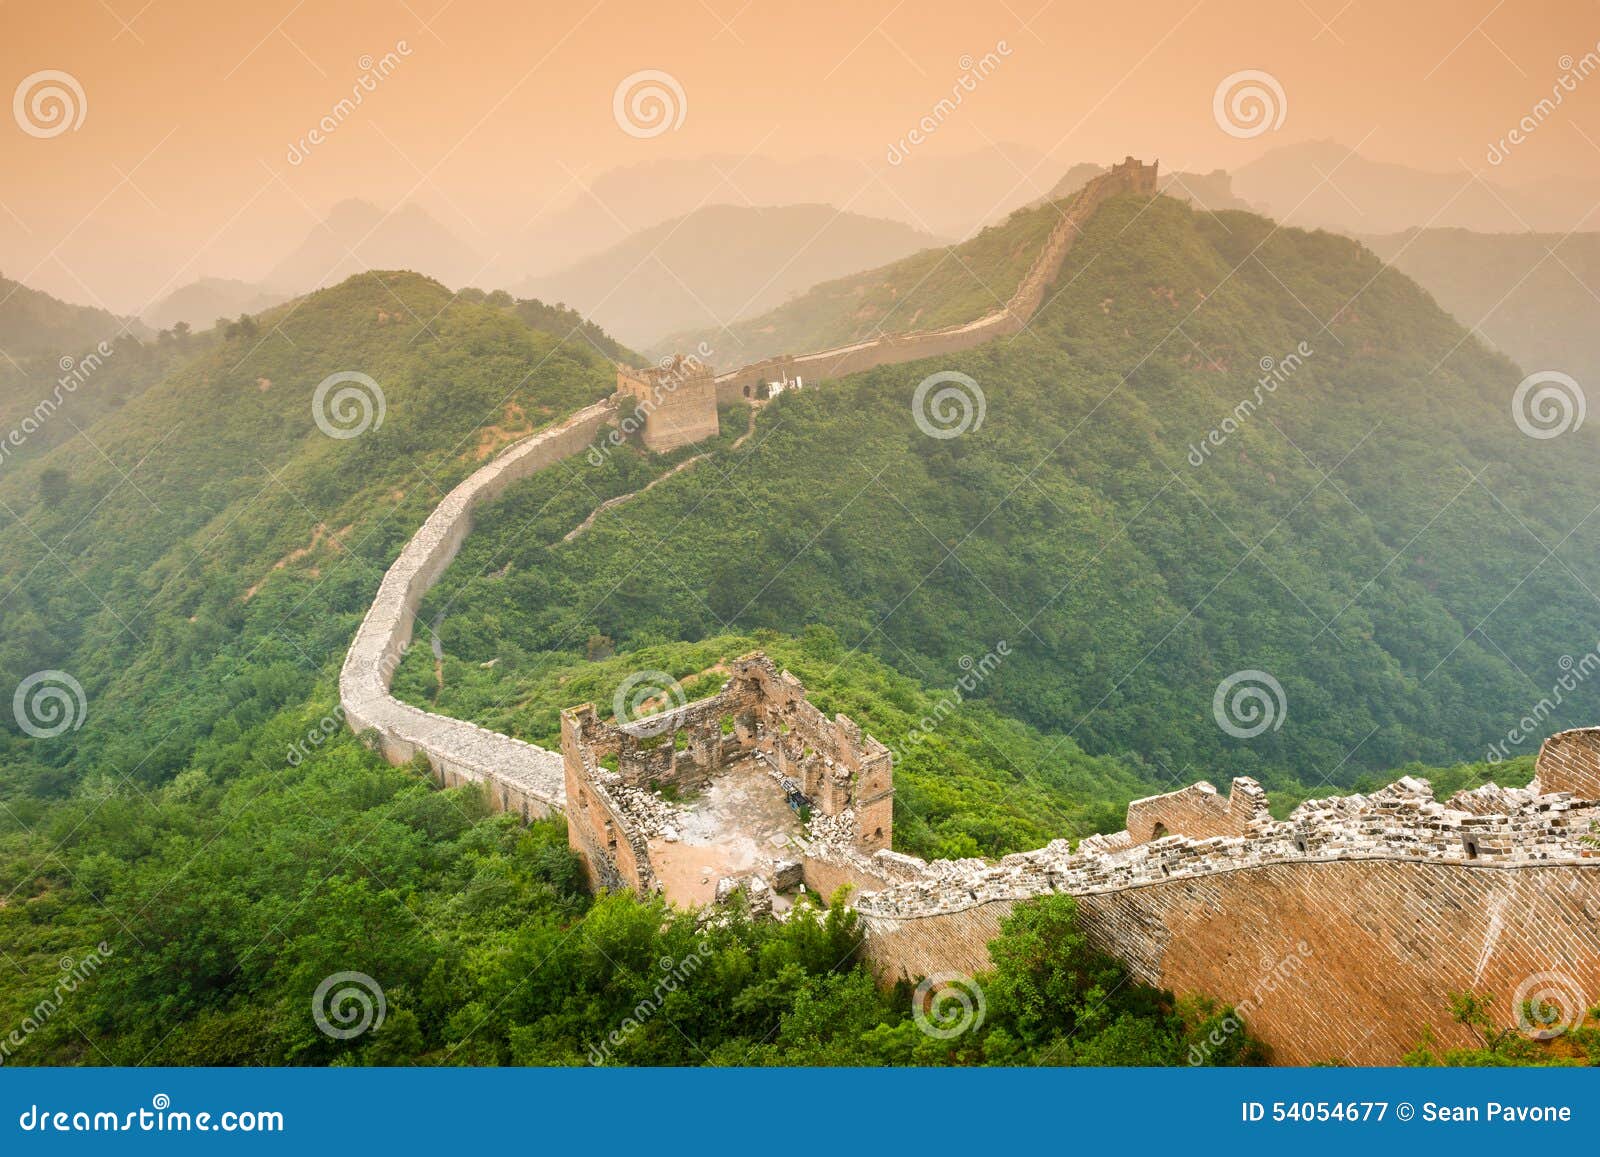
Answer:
[339,157,1600,1063]
[338,156,1159,815]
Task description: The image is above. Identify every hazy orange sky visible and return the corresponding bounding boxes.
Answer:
[5,0,1600,311]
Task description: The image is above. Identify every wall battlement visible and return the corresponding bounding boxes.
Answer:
[615,353,719,452]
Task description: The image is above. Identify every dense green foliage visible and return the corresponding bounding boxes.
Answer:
[0,728,1253,1069]
[0,273,137,364]
[662,200,1061,364]
[1404,991,1599,1067]
[0,189,1587,1067]
[0,272,613,805]
[417,195,1600,793]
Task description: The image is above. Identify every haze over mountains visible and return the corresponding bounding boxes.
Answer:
[2,176,1593,1068]
[1233,140,1600,235]
[112,140,1600,375]
[519,204,942,349]
[1362,229,1600,388]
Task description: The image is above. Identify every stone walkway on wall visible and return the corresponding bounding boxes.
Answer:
[339,400,616,817]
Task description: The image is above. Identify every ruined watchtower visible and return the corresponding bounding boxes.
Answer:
[561,653,895,906]
[615,353,720,453]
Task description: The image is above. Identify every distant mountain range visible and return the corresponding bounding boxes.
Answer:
[262,199,484,296]
[499,144,1056,279]
[140,199,482,331]
[519,204,944,350]
[1234,140,1600,235]
[142,278,290,332]
[85,142,1600,398]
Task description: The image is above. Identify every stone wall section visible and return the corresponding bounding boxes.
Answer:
[863,859,1600,1065]
[616,355,720,452]
[338,399,616,816]
[859,775,1600,1063]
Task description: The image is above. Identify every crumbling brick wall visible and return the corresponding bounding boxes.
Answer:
[1124,777,1270,844]
[1535,727,1600,800]
[857,776,1600,1064]
[861,859,1600,1065]
[560,653,896,893]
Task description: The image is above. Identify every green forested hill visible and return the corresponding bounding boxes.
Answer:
[0,200,1576,1068]
[0,271,615,801]
[412,194,1600,796]
[0,274,136,362]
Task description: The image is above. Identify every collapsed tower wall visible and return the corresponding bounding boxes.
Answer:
[561,653,896,898]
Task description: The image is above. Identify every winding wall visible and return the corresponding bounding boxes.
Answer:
[336,158,1600,1065]
[338,399,616,817]
[713,157,1157,403]
[343,158,1160,814]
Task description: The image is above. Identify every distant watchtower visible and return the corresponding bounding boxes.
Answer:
[615,353,720,453]
[1107,154,1159,195]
